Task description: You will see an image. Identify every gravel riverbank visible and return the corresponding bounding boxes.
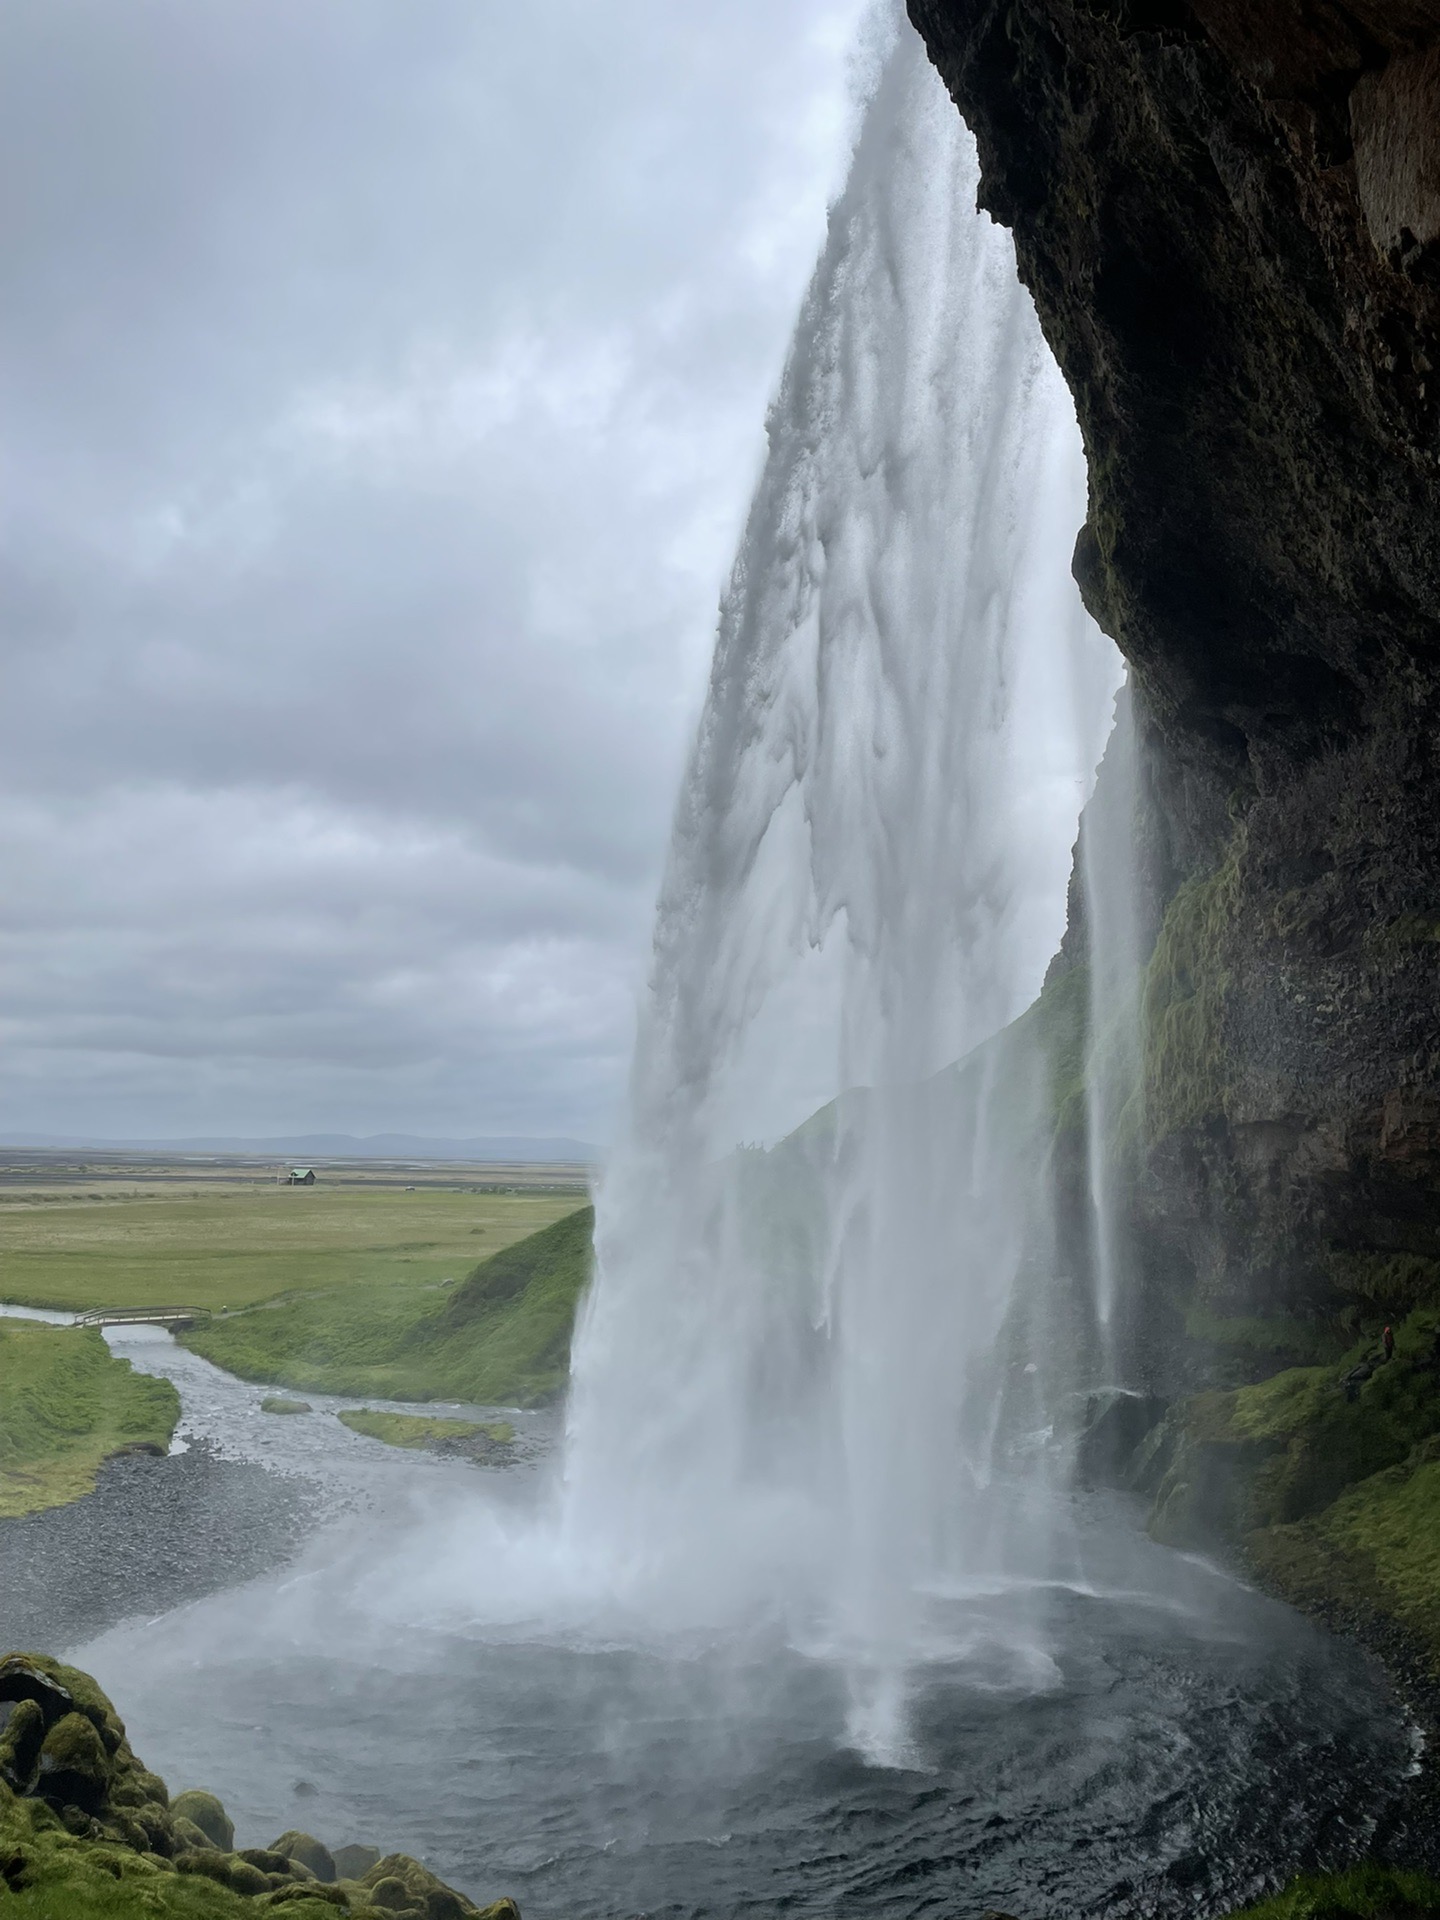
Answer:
[0,1437,320,1654]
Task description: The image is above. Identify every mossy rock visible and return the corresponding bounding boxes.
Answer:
[37,1709,112,1811]
[0,1650,515,1918]
[363,1852,482,1918]
[272,1828,337,1882]
[333,1844,382,1880]
[0,1695,47,1789]
[171,1788,235,1851]
[367,1877,416,1913]
[1149,1319,1440,1549]
[173,1812,217,1852]
[261,1398,313,1416]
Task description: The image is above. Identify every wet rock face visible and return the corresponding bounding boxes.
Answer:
[909,0,1440,1336]
[908,0,1440,772]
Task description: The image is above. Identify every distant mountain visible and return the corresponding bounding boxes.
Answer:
[0,1132,596,1164]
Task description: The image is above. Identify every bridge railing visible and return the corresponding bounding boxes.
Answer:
[75,1306,213,1329]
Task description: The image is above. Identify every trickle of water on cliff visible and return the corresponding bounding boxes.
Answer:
[559,19,1122,1756]
[1078,687,1146,1370]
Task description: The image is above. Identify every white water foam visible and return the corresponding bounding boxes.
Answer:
[546,18,1123,1735]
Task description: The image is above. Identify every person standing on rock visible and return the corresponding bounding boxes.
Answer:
[1384,1325,1395,1362]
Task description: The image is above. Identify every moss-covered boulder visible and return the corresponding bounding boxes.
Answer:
[272,1830,337,1882]
[37,1708,112,1811]
[334,1844,382,1881]
[0,1695,46,1789]
[173,1787,237,1851]
[0,1650,517,1918]
[360,1852,498,1919]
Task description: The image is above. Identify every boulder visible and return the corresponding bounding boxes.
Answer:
[0,1698,46,1790]
[272,1828,338,1882]
[0,1651,517,1918]
[228,1857,274,1895]
[334,1843,383,1880]
[0,1657,75,1728]
[240,1845,318,1879]
[36,1711,111,1812]
[170,1787,235,1851]
[368,1876,418,1913]
[171,1813,215,1853]
[363,1852,482,1918]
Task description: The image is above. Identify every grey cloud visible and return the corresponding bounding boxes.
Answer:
[1,0,870,1138]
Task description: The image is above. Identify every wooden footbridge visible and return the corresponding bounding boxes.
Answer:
[75,1305,213,1332]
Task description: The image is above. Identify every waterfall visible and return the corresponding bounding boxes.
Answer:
[559,17,1122,1737]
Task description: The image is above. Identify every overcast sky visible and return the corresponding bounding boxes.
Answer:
[0,0,879,1145]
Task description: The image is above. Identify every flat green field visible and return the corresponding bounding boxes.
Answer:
[0,1183,584,1315]
[182,1206,595,1407]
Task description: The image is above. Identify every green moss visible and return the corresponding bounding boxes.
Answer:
[170,1792,233,1852]
[1142,834,1244,1140]
[1184,1307,1345,1369]
[1029,960,1091,1132]
[1223,1864,1440,1920]
[1150,1316,1440,1546]
[1253,1451,1440,1668]
[336,1410,513,1450]
[260,1398,312,1415]
[180,1207,593,1407]
[0,1654,486,1919]
[0,1323,180,1518]
[1327,1252,1440,1316]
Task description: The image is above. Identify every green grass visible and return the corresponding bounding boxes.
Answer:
[259,1397,311,1415]
[0,1185,582,1315]
[1251,1449,1440,1668]
[336,1410,513,1448]
[180,1206,594,1406]
[1224,1865,1440,1920]
[1142,831,1244,1141]
[0,1321,180,1517]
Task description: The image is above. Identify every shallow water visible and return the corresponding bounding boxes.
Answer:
[67,1332,1412,1920]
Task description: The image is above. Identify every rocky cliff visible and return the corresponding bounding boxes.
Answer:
[908,0,1440,1364]
[906,0,1440,1648]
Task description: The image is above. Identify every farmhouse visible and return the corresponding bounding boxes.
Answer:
[287,1168,316,1186]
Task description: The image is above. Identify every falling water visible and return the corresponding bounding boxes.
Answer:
[561,18,1122,1741]
[1079,686,1145,1370]
[66,23,1420,1910]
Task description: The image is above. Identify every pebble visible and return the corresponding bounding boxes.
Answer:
[0,1438,320,1653]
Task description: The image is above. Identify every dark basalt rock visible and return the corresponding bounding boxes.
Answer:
[908,0,1440,1360]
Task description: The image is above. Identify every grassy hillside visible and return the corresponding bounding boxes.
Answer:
[179,1206,594,1406]
[0,1184,581,1315]
[0,1322,180,1517]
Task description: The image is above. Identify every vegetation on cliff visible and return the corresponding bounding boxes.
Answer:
[180,1207,593,1406]
[0,1651,516,1919]
[0,1323,179,1519]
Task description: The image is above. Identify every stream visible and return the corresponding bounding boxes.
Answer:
[41,1324,1415,1920]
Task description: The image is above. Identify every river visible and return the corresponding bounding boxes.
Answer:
[41,1322,1413,1920]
